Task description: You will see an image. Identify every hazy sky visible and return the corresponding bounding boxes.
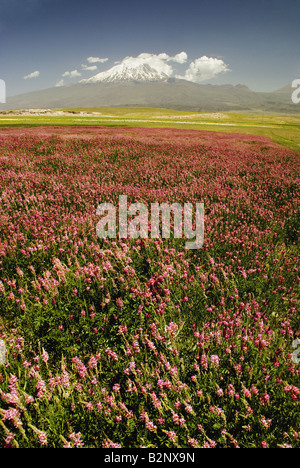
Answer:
[1,0,299,96]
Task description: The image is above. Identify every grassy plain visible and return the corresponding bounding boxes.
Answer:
[1,107,300,149]
[0,108,299,448]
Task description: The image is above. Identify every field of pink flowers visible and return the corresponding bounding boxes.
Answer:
[0,126,299,448]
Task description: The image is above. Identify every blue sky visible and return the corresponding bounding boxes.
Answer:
[1,0,299,96]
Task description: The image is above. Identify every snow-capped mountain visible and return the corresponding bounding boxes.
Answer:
[80,62,169,83]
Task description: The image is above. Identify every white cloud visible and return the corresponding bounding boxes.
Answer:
[62,69,81,78]
[87,56,108,64]
[81,64,98,71]
[23,70,40,80]
[170,51,188,64]
[56,79,64,87]
[123,53,173,76]
[114,51,188,77]
[178,56,230,82]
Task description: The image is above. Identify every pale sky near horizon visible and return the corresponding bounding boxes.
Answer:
[0,0,299,96]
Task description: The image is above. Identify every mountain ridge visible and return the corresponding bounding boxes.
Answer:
[80,62,169,83]
[0,78,297,113]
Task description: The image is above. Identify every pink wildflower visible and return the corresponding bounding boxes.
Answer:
[41,349,49,364]
[166,431,177,441]
[88,355,97,369]
[210,355,220,368]
[188,437,200,448]
[37,431,48,446]
[146,420,157,432]
[69,432,84,448]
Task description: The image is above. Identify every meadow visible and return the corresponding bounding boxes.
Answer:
[1,107,300,149]
[0,122,299,448]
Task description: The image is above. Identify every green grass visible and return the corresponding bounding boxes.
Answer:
[1,107,300,149]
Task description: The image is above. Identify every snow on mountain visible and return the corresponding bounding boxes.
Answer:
[80,62,169,83]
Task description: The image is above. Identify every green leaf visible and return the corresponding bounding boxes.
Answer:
[213,423,222,430]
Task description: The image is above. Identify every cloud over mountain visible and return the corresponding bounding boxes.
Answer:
[113,52,188,77]
[87,56,109,64]
[81,64,98,71]
[62,70,81,78]
[177,56,230,82]
[23,70,40,80]
[78,52,229,85]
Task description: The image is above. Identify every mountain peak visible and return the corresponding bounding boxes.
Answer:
[80,62,169,84]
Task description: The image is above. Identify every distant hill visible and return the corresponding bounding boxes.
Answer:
[0,77,298,114]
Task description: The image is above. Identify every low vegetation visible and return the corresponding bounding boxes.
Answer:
[1,108,300,149]
[0,125,299,448]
